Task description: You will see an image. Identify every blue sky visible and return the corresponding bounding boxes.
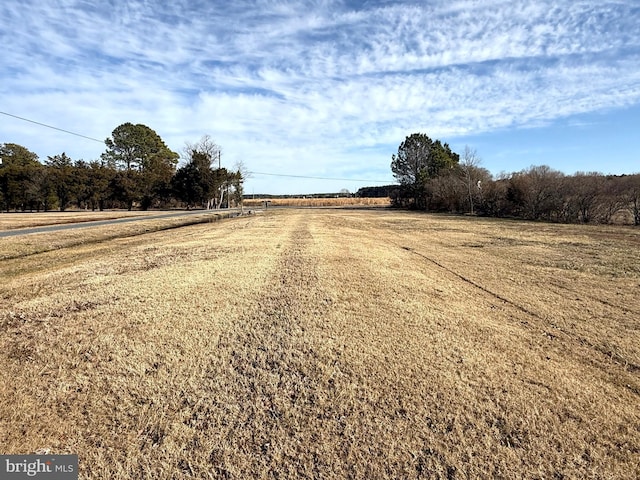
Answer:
[1,0,639,194]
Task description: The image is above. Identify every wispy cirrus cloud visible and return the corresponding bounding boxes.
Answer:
[1,0,639,192]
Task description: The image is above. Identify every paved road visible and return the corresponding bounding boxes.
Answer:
[0,209,241,238]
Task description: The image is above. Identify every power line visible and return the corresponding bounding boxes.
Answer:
[249,171,390,183]
[1,111,393,184]
[0,111,104,143]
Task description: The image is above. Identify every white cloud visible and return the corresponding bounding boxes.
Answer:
[1,0,639,193]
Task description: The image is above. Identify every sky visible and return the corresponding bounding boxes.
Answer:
[1,0,639,195]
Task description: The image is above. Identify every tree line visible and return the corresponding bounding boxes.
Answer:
[387,133,640,225]
[0,123,243,212]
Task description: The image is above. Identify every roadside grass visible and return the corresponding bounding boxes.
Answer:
[0,209,638,478]
[0,211,241,262]
[0,210,162,231]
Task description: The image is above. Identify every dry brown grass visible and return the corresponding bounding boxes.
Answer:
[1,210,638,479]
[0,210,161,230]
[243,197,390,208]
[0,211,238,261]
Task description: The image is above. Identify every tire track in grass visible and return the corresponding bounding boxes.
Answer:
[545,278,640,317]
[397,244,543,321]
[391,241,640,377]
[199,212,462,479]
[318,212,640,383]
[316,206,635,366]
[185,214,356,478]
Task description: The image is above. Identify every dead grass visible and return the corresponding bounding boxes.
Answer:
[0,211,238,261]
[0,210,638,479]
[0,210,161,230]
[243,197,390,208]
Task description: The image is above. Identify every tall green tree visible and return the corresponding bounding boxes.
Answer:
[34,166,57,211]
[229,170,244,208]
[102,123,178,209]
[391,133,459,209]
[86,160,115,211]
[172,136,244,210]
[172,151,227,209]
[72,160,91,209]
[102,123,174,171]
[174,136,224,208]
[139,152,177,209]
[172,160,207,208]
[0,143,42,211]
[110,170,140,211]
[46,153,74,211]
[230,161,249,209]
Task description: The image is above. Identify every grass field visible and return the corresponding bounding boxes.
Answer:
[243,197,390,208]
[0,210,162,230]
[1,209,639,478]
[0,211,239,260]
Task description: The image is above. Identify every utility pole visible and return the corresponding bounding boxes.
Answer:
[217,149,222,208]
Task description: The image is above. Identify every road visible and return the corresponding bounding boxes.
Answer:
[0,209,241,238]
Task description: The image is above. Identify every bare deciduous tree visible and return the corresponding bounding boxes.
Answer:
[459,146,482,214]
[182,135,220,167]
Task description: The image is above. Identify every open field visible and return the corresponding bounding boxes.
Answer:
[243,197,390,208]
[1,209,639,478]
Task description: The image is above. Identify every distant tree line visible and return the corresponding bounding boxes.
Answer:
[356,185,398,198]
[389,133,640,225]
[247,192,351,200]
[0,124,243,212]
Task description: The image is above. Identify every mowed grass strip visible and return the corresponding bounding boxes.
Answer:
[0,211,239,261]
[0,213,285,477]
[1,209,639,478]
[0,210,161,231]
[310,211,640,478]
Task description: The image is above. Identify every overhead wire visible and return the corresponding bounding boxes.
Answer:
[248,171,390,183]
[1,111,393,184]
[0,111,104,143]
